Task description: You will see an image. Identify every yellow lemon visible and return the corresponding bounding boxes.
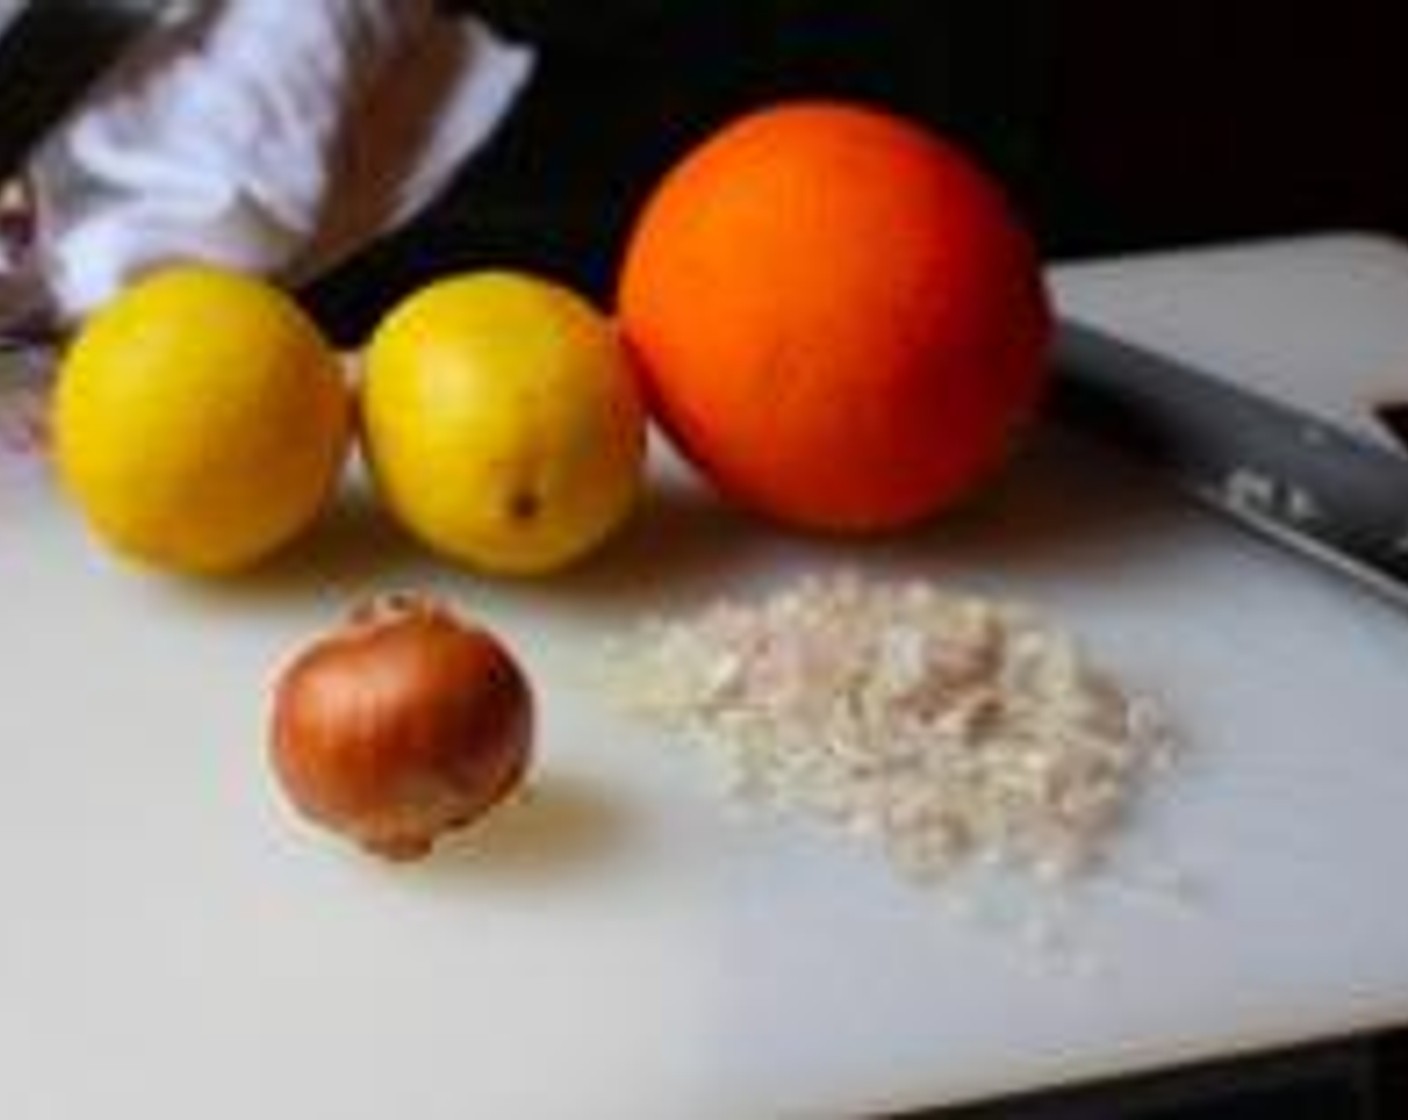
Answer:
[54,265,352,574]
[362,271,647,575]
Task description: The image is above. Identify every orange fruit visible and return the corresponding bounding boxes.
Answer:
[617,100,1052,532]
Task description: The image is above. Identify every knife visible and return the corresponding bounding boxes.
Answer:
[1051,318,1408,607]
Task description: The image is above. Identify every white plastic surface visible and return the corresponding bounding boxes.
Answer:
[4,234,1408,1118]
[1057,232,1408,448]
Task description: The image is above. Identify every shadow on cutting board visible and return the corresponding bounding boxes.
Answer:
[404,773,631,881]
[916,426,1197,582]
[198,424,1187,613]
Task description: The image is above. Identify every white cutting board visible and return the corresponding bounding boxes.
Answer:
[4,233,1408,1119]
[1056,231,1408,449]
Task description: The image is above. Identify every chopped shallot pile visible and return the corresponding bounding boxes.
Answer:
[601,573,1174,884]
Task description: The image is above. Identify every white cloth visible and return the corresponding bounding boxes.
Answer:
[11,0,533,322]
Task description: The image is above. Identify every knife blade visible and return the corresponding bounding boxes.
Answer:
[1051,318,1408,607]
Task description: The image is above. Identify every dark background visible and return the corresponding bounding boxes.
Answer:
[310,0,1408,340]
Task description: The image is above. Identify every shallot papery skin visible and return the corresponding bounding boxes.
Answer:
[270,595,533,860]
